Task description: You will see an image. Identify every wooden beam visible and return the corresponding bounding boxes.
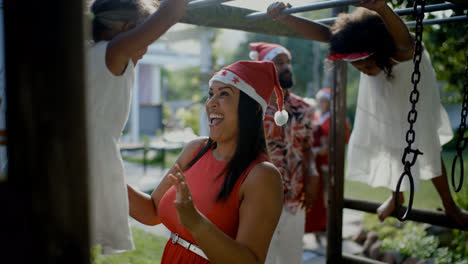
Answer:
[344,198,464,230]
[3,0,90,263]
[180,5,307,39]
[326,5,348,264]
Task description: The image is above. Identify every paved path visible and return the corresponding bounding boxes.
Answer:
[124,161,364,263]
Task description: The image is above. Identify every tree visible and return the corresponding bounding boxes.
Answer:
[391,0,468,103]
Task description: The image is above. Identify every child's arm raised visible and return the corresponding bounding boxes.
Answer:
[107,0,190,75]
[358,0,414,62]
[267,2,331,43]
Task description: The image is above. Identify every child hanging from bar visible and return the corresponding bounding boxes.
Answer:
[87,0,190,254]
[267,0,468,228]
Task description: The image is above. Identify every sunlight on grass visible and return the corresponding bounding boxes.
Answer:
[344,150,468,211]
[91,227,167,264]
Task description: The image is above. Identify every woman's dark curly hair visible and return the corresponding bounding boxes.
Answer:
[330,8,397,77]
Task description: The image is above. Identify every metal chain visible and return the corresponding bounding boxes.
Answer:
[451,33,468,192]
[394,0,426,221]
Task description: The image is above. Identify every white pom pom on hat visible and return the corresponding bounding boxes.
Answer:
[274,109,288,126]
[249,50,259,60]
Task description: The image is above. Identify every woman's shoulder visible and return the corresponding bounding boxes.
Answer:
[239,161,283,202]
[244,161,282,188]
[176,137,209,166]
[184,137,209,151]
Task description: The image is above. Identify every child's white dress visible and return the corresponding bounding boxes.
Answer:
[346,50,453,191]
[87,41,135,254]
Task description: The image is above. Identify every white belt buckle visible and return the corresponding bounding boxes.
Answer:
[171,233,179,244]
[171,232,208,260]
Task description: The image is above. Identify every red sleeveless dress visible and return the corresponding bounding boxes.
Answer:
[158,147,269,263]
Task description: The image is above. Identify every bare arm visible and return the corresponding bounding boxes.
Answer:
[359,0,414,61]
[107,0,190,74]
[170,162,283,263]
[127,137,207,225]
[267,2,331,42]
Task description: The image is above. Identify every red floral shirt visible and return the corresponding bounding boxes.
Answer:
[264,93,316,213]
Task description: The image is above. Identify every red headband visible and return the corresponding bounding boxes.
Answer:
[326,52,373,62]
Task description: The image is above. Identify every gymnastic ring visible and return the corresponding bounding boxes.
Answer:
[451,152,464,193]
[395,170,415,221]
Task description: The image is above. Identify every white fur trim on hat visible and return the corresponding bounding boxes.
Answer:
[249,50,259,60]
[209,70,268,119]
[316,90,331,101]
[274,109,288,126]
[263,47,291,61]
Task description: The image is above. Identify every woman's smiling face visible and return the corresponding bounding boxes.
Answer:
[205,81,240,143]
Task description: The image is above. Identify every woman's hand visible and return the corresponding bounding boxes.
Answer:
[267,2,292,21]
[354,0,387,12]
[169,164,202,231]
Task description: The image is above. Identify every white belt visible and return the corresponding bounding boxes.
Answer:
[171,232,208,260]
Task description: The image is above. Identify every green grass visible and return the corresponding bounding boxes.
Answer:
[344,149,468,211]
[91,227,167,264]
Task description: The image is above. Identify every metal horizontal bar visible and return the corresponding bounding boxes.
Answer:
[394,2,458,16]
[187,0,233,10]
[246,0,361,20]
[342,253,388,264]
[344,198,463,230]
[315,2,464,25]
[406,15,468,27]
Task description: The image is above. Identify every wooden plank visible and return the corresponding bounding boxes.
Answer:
[180,5,307,39]
[3,0,90,263]
[326,6,348,264]
[344,198,464,230]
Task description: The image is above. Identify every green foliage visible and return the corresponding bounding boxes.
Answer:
[165,66,201,101]
[363,214,401,240]
[162,104,173,122]
[440,149,468,211]
[381,222,439,259]
[390,0,468,102]
[175,103,201,135]
[451,229,468,260]
[91,227,167,264]
[364,215,468,263]
[434,247,468,264]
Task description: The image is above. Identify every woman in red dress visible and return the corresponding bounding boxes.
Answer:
[127,61,286,263]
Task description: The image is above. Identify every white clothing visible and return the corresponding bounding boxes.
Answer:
[87,41,135,254]
[346,50,453,191]
[265,207,305,264]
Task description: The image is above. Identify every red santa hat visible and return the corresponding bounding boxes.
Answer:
[249,42,291,62]
[316,88,331,101]
[209,61,288,126]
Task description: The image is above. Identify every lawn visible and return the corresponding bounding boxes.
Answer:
[344,149,468,211]
[92,227,167,264]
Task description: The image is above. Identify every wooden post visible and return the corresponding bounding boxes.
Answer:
[326,6,348,264]
[3,0,89,263]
